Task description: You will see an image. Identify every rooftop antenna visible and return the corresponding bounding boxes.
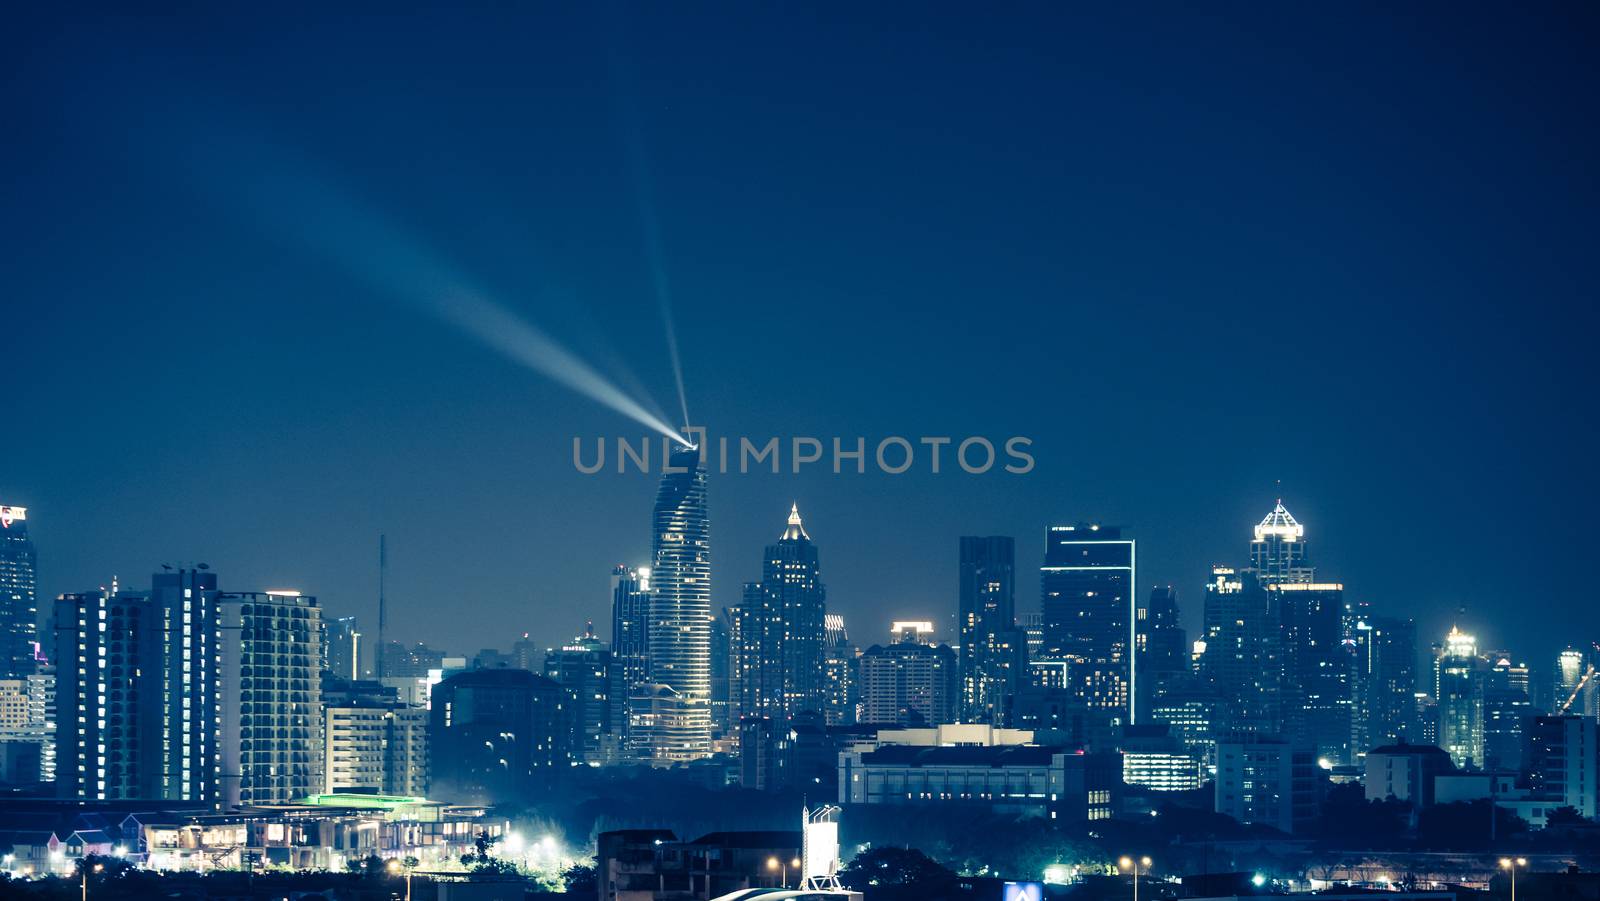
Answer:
[376,533,387,679]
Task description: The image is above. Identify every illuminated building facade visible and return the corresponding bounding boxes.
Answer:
[0,504,38,679]
[1435,627,1484,769]
[958,535,1023,724]
[218,590,324,807]
[54,568,220,802]
[1040,524,1136,723]
[732,505,826,726]
[820,614,857,726]
[858,636,959,726]
[322,703,428,797]
[608,564,651,749]
[648,444,712,761]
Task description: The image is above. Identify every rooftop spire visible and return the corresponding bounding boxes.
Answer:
[780,502,810,541]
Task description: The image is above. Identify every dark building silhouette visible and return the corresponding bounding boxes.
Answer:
[1135,585,1187,712]
[958,535,1023,724]
[0,504,38,679]
[1041,524,1135,724]
[429,668,569,804]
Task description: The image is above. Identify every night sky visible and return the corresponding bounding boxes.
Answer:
[4,5,1597,671]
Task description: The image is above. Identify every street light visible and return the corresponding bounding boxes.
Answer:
[1118,856,1152,901]
[82,862,104,901]
[1499,857,1527,901]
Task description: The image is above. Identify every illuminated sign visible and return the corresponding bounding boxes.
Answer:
[0,506,23,528]
[1004,882,1044,901]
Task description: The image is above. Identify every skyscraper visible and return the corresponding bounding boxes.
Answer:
[1483,652,1531,771]
[1435,627,1484,769]
[1135,586,1187,712]
[609,564,651,750]
[733,505,826,726]
[1041,524,1136,724]
[544,625,611,764]
[1357,616,1417,752]
[0,504,38,679]
[1250,501,1314,585]
[821,614,858,726]
[958,536,1023,724]
[1198,565,1283,736]
[217,590,324,807]
[647,444,711,761]
[1275,582,1350,765]
[55,568,219,803]
[324,615,361,681]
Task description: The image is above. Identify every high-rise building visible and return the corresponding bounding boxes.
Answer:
[1041,524,1136,724]
[857,634,959,727]
[647,444,712,761]
[733,505,826,726]
[1525,715,1598,819]
[609,564,652,751]
[709,613,732,737]
[1483,652,1532,772]
[958,536,1022,724]
[1435,627,1484,769]
[429,668,569,804]
[379,642,446,679]
[324,616,361,681]
[1250,501,1314,585]
[1198,566,1283,736]
[0,505,37,680]
[1135,586,1187,711]
[820,614,857,726]
[218,590,323,808]
[1358,617,1417,752]
[1554,648,1594,716]
[544,625,611,764]
[55,568,220,803]
[323,702,428,797]
[1275,582,1350,765]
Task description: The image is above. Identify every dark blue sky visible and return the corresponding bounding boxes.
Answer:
[4,5,1596,670]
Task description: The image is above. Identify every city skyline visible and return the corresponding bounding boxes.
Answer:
[7,4,1596,671]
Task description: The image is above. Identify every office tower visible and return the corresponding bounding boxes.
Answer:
[0,504,38,679]
[1148,680,1224,765]
[544,625,611,764]
[958,536,1023,724]
[25,667,54,782]
[1017,613,1045,660]
[56,568,220,803]
[1040,524,1136,723]
[857,634,959,726]
[429,668,569,804]
[1136,586,1187,711]
[647,444,712,761]
[1198,566,1283,735]
[323,703,429,797]
[1214,736,1321,835]
[709,613,732,737]
[609,564,652,751]
[1435,627,1484,769]
[1275,582,1350,765]
[217,590,324,807]
[324,616,361,681]
[821,614,858,726]
[1360,617,1417,750]
[1483,652,1532,771]
[733,505,826,726]
[1250,501,1314,585]
[1554,648,1594,716]
[1525,715,1599,819]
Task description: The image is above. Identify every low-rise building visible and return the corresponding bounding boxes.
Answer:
[1215,736,1322,834]
[1364,742,1455,807]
